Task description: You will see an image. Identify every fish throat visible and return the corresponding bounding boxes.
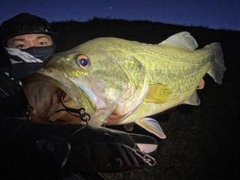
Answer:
[25,90,91,124]
[46,90,91,123]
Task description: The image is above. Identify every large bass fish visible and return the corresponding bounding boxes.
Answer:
[23,32,226,139]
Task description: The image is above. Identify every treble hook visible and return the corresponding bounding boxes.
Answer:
[134,148,157,166]
[47,91,91,124]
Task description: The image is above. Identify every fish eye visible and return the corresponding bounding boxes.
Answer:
[76,55,91,69]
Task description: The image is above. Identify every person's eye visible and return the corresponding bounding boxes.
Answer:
[15,44,27,49]
[38,41,48,46]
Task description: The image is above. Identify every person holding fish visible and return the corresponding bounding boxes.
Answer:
[0,13,157,179]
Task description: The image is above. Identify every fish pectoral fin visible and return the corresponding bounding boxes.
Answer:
[135,117,166,139]
[159,31,198,50]
[182,91,201,106]
[144,84,172,103]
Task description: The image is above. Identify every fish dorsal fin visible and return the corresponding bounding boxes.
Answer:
[144,84,172,103]
[135,117,166,139]
[182,90,201,106]
[159,31,198,50]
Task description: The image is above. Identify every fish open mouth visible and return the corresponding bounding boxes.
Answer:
[22,73,94,124]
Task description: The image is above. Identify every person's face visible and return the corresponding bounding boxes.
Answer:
[7,34,53,49]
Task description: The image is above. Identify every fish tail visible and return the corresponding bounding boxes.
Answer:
[207,43,227,84]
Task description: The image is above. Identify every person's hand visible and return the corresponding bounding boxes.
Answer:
[1,117,157,175]
[64,125,158,173]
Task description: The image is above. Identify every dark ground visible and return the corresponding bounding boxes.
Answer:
[50,18,239,180]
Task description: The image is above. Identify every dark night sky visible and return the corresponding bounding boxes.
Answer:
[0,0,240,31]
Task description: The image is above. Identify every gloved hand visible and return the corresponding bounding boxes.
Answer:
[64,125,158,173]
[0,117,158,178]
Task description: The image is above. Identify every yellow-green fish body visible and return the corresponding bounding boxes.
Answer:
[23,32,226,139]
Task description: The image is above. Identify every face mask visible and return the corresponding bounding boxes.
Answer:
[5,43,56,79]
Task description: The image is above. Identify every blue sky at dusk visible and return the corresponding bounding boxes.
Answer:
[0,0,239,31]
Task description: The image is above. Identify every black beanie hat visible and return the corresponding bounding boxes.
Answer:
[0,13,57,46]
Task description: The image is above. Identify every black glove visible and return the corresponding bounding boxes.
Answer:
[64,125,158,173]
[0,117,158,179]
